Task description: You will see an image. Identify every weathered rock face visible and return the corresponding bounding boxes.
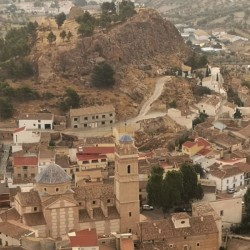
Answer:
[58,9,189,76]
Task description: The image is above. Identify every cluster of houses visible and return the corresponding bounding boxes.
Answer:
[176,25,248,52]
[1,64,250,248]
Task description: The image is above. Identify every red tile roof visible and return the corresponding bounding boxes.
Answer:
[196,137,211,148]
[182,141,196,148]
[13,127,25,133]
[120,238,134,250]
[198,148,212,156]
[13,156,38,166]
[79,146,115,154]
[76,153,107,161]
[69,229,98,247]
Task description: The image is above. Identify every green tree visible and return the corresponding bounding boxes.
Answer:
[59,88,80,112]
[119,1,136,21]
[76,11,96,26]
[195,183,204,200]
[0,97,14,119]
[91,62,115,88]
[47,31,56,44]
[162,170,183,211]
[60,30,67,41]
[55,12,66,29]
[78,22,94,37]
[146,165,164,208]
[180,163,202,203]
[168,100,177,108]
[67,31,73,41]
[101,2,116,14]
[234,108,242,119]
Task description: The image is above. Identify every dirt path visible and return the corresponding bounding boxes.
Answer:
[128,76,171,123]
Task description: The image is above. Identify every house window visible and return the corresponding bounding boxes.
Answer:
[110,120,113,124]
[227,179,229,184]
[92,201,96,205]
[84,117,88,120]
[128,229,132,233]
[169,244,173,248]
[101,159,106,162]
[34,207,37,211]
[96,115,99,119]
[74,117,78,122]
[107,199,110,203]
[33,124,36,126]
[220,210,224,216]
[74,125,78,128]
[17,174,21,178]
[24,174,28,178]
[183,246,188,250]
[5,241,8,246]
[79,202,82,206]
[181,221,185,224]
[56,188,59,192]
[127,165,131,174]
[23,166,28,170]
[197,242,200,247]
[110,113,113,117]
[129,212,132,217]
[102,121,105,125]
[102,115,105,118]
[76,168,79,172]
[84,124,87,127]
[44,188,47,192]
[38,120,41,122]
[92,116,95,119]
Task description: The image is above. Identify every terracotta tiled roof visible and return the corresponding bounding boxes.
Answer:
[139,214,218,241]
[120,238,134,250]
[13,156,38,166]
[23,212,46,226]
[0,221,35,239]
[182,141,196,148]
[234,162,250,173]
[69,229,98,247]
[13,127,25,133]
[209,166,243,179]
[19,113,53,120]
[55,154,70,168]
[0,208,20,222]
[76,153,107,161]
[195,137,211,148]
[74,183,114,201]
[70,105,115,117]
[15,190,41,207]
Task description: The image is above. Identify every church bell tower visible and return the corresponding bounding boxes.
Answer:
[114,135,140,233]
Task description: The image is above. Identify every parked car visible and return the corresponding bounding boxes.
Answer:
[227,188,235,194]
[142,204,154,211]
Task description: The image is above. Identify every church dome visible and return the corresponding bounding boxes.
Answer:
[35,163,71,184]
[119,134,133,143]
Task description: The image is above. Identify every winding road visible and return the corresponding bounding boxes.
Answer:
[128,76,170,123]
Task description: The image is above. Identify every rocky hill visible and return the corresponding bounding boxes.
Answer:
[14,8,189,120]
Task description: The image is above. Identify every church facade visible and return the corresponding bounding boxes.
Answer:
[8,135,140,239]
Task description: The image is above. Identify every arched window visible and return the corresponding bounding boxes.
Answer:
[56,188,59,192]
[127,165,131,174]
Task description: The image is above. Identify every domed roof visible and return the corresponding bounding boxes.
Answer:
[119,134,133,143]
[35,163,71,184]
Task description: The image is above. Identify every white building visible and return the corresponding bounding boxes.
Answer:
[208,164,244,191]
[167,108,197,129]
[194,95,222,116]
[0,220,36,247]
[201,67,227,97]
[13,127,41,144]
[18,113,54,130]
